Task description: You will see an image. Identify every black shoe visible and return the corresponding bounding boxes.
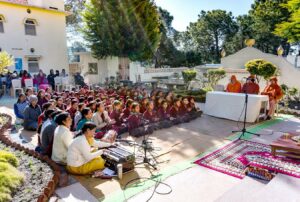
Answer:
[266,116,272,120]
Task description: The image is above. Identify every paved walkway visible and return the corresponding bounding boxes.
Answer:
[1,95,299,202]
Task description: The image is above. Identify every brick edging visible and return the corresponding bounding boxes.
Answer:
[0,113,61,202]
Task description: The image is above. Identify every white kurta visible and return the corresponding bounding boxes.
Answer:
[51,125,73,164]
[67,135,112,167]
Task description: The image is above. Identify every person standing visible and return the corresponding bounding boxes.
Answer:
[47,69,56,90]
[21,70,31,87]
[60,69,68,77]
[36,70,47,86]
[261,77,283,120]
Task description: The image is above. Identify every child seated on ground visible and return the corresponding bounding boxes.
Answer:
[128,102,153,137]
[14,93,28,124]
[110,100,128,135]
[121,99,133,122]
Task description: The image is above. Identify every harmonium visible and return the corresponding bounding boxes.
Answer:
[102,146,135,173]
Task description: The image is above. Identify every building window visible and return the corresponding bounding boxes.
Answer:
[0,15,5,33]
[24,19,37,36]
[88,63,98,74]
[28,58,39,72]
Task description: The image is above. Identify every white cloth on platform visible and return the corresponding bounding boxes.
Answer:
[204,92,269,123]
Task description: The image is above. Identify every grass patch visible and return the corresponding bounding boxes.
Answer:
[0,150,24,202]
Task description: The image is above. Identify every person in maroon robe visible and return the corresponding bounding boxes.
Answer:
[242,76,260,95]
[140,98,149,114]
[169,99,181,118]
[127,102,153,137]
[143,101,159,123]
[180,97,191,115]
[55,96,66,111]
[110,101,123,126]
[67,100,78,131]
[110,100,128,135]
[158,100,171,120]
[121,99,133,121]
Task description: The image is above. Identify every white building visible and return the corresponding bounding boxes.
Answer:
[0,0,69,74]
[70,52,130,84]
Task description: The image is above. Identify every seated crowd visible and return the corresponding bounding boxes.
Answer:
[0,68,86,96]
[14,86,202,175]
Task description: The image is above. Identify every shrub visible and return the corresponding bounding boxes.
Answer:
[182,69,197,88]
[205,68,226,89]
[0,151,24,202]
[0,51,14,74]
[245,59,277,81]
[0,150,19,167]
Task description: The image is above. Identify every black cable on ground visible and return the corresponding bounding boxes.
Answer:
[122,177,172,202]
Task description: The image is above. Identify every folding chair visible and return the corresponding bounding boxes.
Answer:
[54,77,62,92]
[11,79,24,98]
[62,77,72,91]
[24,78,37,92]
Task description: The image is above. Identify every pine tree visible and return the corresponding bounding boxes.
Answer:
[82,0,161,61]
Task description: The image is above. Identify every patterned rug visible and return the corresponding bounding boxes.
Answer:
[194,140,300,179]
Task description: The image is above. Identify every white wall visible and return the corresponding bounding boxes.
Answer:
[75,52,119,84]
[28,0,65,10]
[129,62,188,83]
[0,1,68,74]
[287,55,300,68]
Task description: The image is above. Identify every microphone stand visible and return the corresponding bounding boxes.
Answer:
[232,83,261,140]
[135,115,158,170]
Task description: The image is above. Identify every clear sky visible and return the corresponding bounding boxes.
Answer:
[155,0,254,31]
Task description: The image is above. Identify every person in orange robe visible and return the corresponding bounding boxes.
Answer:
[226,75,242,93]
[242,76,260,94]
[261,77,283,120]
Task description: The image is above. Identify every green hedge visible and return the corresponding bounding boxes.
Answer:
[175,89,208,103]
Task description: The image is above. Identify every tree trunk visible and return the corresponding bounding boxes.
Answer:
[214,32,219,63]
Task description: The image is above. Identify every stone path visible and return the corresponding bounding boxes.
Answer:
[1,95,299,202]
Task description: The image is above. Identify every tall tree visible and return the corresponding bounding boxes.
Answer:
[153,8,185,67]
[185,10,238,63]
[249,0,290,54]
[223,15,255,55]
[65,0,86,29]
[274,0,300,43]
[82,0,161,61]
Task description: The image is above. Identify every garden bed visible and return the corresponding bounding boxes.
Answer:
[0,143,53,201]
[0,113,60,202]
